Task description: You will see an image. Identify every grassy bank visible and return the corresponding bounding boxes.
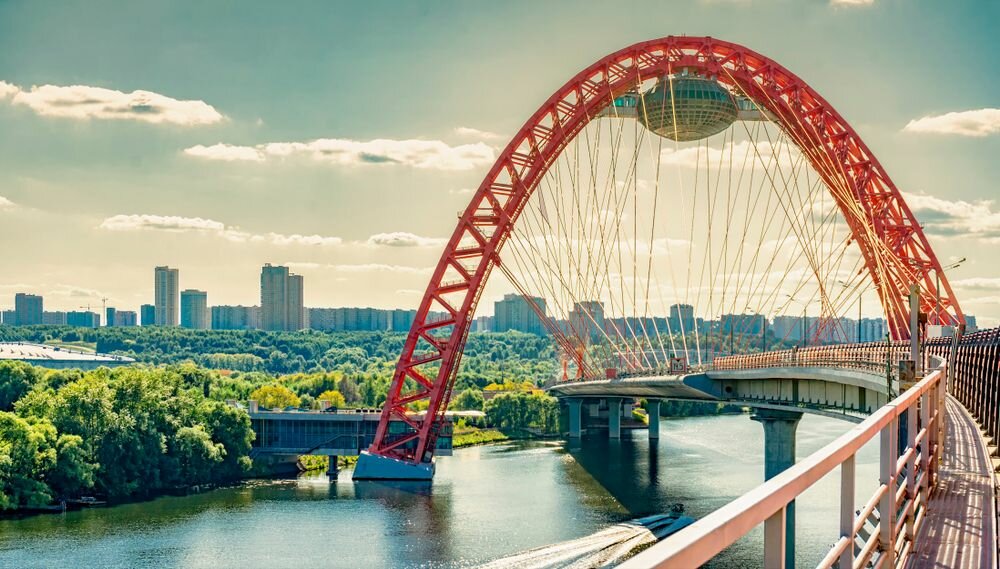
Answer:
[453,428,509,448]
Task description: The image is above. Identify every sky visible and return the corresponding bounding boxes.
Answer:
[0,0,998,324]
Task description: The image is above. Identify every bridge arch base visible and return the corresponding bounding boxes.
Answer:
[353,450,434,481]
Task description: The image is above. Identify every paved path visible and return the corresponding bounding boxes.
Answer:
[906,396,996,569]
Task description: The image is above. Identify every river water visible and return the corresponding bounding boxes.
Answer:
[0,413,880,569]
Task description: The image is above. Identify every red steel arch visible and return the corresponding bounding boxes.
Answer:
[366,36,963,467]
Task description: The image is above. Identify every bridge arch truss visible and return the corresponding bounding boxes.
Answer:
[364,36,963,468]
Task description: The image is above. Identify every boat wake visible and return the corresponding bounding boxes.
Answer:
[479,512,694,568]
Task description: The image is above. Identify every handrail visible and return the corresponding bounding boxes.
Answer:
[559,341,910,384]
[620,361,945,569]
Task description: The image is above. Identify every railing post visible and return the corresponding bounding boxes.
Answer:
[764,506,787,569]
[919,390,931,503]
[879,411,897,566]
[905,398,918,540]
[839,454,856,569]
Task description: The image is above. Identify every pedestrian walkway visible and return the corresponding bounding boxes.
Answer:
[906,396,996,569]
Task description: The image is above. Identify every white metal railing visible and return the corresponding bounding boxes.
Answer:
[620,359,946,569]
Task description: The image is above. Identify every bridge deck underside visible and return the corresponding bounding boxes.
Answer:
[906,396,996,569]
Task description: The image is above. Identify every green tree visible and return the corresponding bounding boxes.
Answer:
[0,361,43,410]
[172,425,225,485]
[0,412,56,509]
[450,389,484,411]
[47,434,96,497]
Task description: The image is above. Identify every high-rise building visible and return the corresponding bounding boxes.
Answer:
[260,264,306,331]
[67,311,100,328]
[180,290,209,329]
[493,294,547,335]
[287,274,306,331]
[261,264,289,331]
[42,311,68,325]
[140,304,156,326]
[154,266,179,326]
[14,293,43,326]
[212,305,260,330]
[105,307,117,328]
[0,310,14,325]
[115,311,137,327]
[568,300,605,342]
[669,303,696,334]
[471,315,493,332]
[721,313,766,336]
[391,309,418,332]
[966,314,978,333]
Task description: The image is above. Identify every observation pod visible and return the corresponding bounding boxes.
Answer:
[638,74,738,141]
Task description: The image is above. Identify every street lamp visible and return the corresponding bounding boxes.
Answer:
[935,258,966,325]
[838,280,863,343]
[784,294,807,347]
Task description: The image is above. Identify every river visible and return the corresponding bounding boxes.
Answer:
[0,412,880,568]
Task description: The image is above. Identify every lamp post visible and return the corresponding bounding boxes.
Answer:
[784,295,807,347]
[935,257,966,325]
[838,280,864,343]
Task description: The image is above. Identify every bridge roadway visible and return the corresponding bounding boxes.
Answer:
[548,365,896,425]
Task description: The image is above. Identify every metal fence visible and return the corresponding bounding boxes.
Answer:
[930,328,1000,444]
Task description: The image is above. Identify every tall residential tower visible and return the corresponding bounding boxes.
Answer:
[154,266,179,326]
[260,264,306,331]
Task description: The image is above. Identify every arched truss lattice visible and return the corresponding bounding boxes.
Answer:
[369,36,963,465]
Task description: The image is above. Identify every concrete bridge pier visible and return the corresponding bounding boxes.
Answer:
[328,455,339,480]
[607,398,622,439]
[646,400,660,440]
[751,408,802,569]
[567,398,583,438]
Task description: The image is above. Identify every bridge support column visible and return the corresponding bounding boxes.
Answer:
[752,408,802,569]
[607,398,622,439]
[646,400,660,440]
[567,398,583,438]
[328,455,339,480]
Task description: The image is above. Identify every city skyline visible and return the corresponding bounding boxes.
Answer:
[9,267,968,344]
[1,1,998,325]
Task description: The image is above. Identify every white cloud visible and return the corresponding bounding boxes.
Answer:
[184,143,264,162]
[184,138,495,171]
[0,196,14,210]
[263,233,343,246]
[454,126,503,140]
[903,108,1000,137]
[99,214,343,246]
[367,232,446,248]
[830,0,874,5]
[951,277,1000,291]
[903,191,1000,242]
[1,80,224,125]
[450,188,475,195]
[660,140,799,170]
[100,214,225,233]
[0,81,18,99]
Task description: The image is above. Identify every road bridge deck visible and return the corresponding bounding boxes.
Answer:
[906,396,997,569]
